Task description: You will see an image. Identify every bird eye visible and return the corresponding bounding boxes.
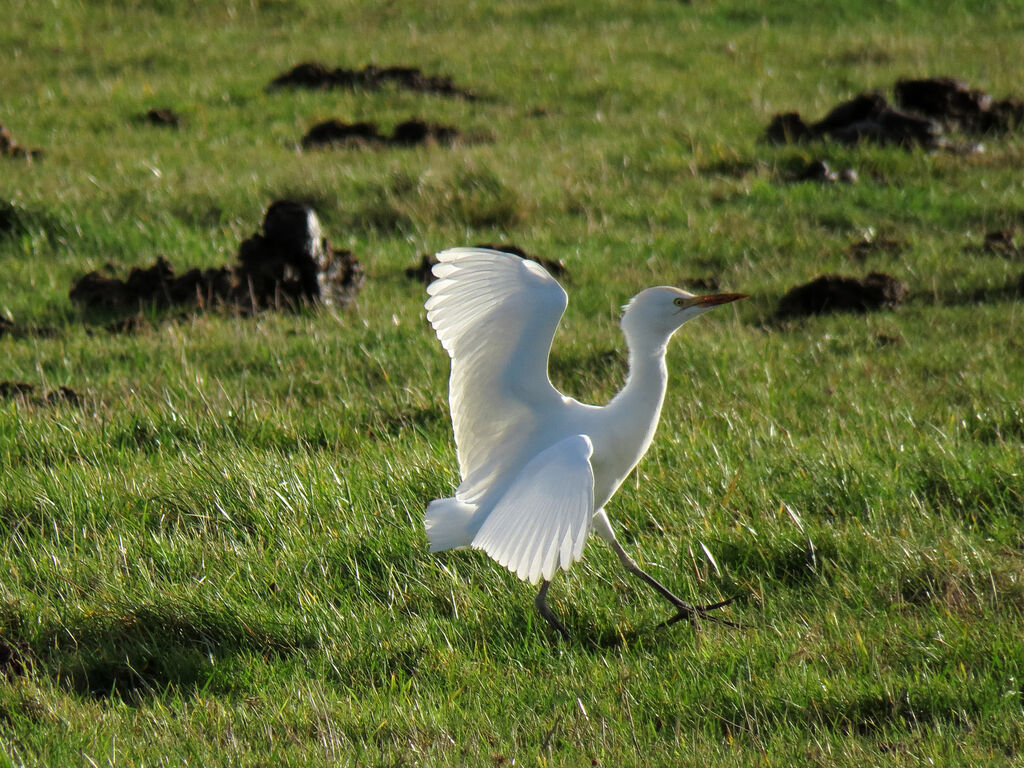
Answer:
[673,297,685,306]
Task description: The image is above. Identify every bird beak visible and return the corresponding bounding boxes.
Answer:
[693,292,749,307]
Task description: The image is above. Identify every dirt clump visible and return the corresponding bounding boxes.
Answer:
[966,229,1023,258]
[105,316,153,335]
[301,118,460,149]
[794,159,838,183]
[0,381,35,399]
[391,118,460,146]
[895,78,1024,134]
[0,203,21,234]
[406,244,567,284]
[873,332,904,347]
[405,254,438,283]
[764,113,812,145]
[301,120,382,148]
[1,122,42,160]
[268,62,479,100]
[140,108,181,127]
[0,317,59,339]
[69,200,364,314]
[0,381,82,406]
[777,272,907,318]
[236,200,364,307]
[767,92,942,149]
[766,77,1024,150]
[785,158,858,184]
[69,257,233,311]
[45,386,82,405]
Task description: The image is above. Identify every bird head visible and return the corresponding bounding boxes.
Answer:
[621,286,748,343]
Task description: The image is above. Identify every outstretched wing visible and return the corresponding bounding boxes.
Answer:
[426,247,568,503]
[472,435,595,584]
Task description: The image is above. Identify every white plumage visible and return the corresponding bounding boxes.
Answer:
[424,247,746,635]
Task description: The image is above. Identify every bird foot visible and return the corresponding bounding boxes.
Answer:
[658,593,743,629]
[535,581,571,640]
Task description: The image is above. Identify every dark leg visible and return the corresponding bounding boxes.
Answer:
[606,538,739,627]
[535,580,570,639]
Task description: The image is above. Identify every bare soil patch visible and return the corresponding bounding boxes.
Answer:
[301,118,460,149]
[895,78,1024,134]
[0,381,82,406]
[788,159,858,184]
[1,122,42,160]
[69,201,364,318]
[766,95,941,149]
[0,317,60,339]
[269,62,479,100]
[139,108,182,127]
[765,77,1024,150]
[777,273,907,318]
[965,229,1023,259]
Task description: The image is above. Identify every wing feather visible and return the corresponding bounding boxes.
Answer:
[472,435,595,584]
[426,247,568,503]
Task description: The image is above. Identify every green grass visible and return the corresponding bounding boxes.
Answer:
[2,0,1024,765]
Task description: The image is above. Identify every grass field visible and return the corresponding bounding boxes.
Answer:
[2,0,1024,765]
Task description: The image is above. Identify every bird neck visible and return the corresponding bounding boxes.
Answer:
[610,329,670,418]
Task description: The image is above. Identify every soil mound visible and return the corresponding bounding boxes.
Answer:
[0,316,59,339]
[301,118,460,149]
[965,229,1023,258]
[1,122,42,160]
[69,201,364,315]
[895,78,1024,134]
[236,200,364,307]
[269,62,478,100]
[765,77,1024,149]
[140,108,181,127]
[0,381,82,406]
[777,273,907,317]
[766,93,941,149]
[405,244,567,284]
[788,159,858,184]
[69,257,233,311]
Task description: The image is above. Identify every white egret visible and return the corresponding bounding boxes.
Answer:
[424,247,747,637]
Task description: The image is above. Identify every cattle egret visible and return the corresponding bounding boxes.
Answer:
[424,247,747,637]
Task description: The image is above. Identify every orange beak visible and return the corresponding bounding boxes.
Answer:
[694,292,749,307]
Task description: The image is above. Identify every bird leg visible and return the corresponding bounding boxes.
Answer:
[535,580,570,640]
[606,538,739,628]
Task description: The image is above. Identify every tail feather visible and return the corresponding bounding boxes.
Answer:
[424,497,478,551]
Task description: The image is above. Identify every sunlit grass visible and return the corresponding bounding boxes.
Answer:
[2,0,1024,766]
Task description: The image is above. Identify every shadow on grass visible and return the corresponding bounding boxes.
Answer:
[964,406,1024,444]
[326,637,430,693]
[451,577,750,655]
[712,535,838,590]
[914,277,1024,309]
[704,685,976,740]
[361,403,448,441]
[911,458,1024,526]
[16,602,316,702]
